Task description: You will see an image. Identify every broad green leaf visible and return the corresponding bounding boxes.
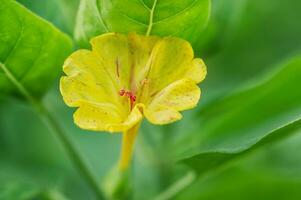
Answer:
[0,181,38,200]
[0,0,73,98]
[180,119,301,174]
[74,0,210,48]
[176,132,301,200]
[17,0,79,35]
[0,159,71,200]
[31,190,70,200]
[178,159,301,200]
[0,95,115,200]
[0,182,69,200]
[172,56,301,174]
[199,0,301,101]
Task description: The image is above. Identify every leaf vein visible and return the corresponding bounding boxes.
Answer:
[3,21,24,65]
[139,0,151,10]
[121,13,148,27]
[20,30,46,82]
[153,0,199,24]
[146,0,158,36]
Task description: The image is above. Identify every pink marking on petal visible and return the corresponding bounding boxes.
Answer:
[116,58,120,78]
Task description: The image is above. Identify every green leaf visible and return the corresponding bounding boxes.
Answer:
[0,159,68,200]
[0,181,39,200]
[0,0,73,98]
[17,0,79,35]
[31,190,70,200]
[176,132,301,200]
[177,162,301,200]
[74,0,210,48]
[173,56,301,174]
[198,0,301,101]
[180,119,301,174]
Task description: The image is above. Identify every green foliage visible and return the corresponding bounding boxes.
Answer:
[199,0,301,98]
[0,159,70,200]
[0,182,38,200]
[176,132,301,200]
[1,0,301,199]
[17,0,79,36]
[174,57,301,173]
[74,0,210,48]
[0,0,72,98]
[102,167,132,200]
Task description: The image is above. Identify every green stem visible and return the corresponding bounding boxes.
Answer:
[38,106,105,199]
[153,171,196,200]
[0,62,105,199]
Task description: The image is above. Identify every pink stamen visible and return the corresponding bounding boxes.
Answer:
[119,89,125,96]
[131,95,136,102]
[119,89,136,110]
[125,91,131,97]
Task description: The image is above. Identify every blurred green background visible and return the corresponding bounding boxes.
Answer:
[1,0,301,199]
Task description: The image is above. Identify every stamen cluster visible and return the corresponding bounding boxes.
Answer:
[119,89,136,109]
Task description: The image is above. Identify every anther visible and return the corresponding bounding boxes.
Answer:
[131,95,136,102]
[119,89,125,96]
[125,91,132,97]
[119,89,137,110]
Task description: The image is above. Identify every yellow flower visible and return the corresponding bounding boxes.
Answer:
[60,33,206,170]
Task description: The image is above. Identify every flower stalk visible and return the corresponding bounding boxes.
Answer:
[119,123,140,170]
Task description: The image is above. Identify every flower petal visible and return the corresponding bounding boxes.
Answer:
[185,58,207,84]
[90,33,131,89]
[145,37,195,98]
[61,49,121,107]
[60,76,109,107]
[127,33,160,94]
[74,103,143,133]
[144,79,201,124]
[90,33,159,94]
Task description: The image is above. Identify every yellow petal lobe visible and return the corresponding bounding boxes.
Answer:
[73,103,143,133]
[144,79,201,124]
[146,37,195,96]
[186,58,207,83]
